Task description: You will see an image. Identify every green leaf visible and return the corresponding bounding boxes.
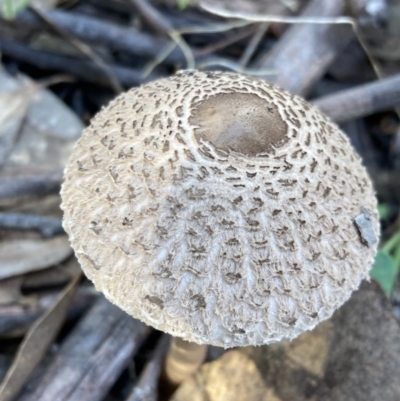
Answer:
[382,230,400,254]
[377,203,390,220]
[1,0,32,19]
[177,0,194,10]
[370,250,397,296]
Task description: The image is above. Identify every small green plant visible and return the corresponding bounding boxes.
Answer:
[1,0,32,19]
[370,229,400,296]
[177,0,194,11]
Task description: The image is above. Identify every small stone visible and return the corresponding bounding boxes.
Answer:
[354,207,378,247]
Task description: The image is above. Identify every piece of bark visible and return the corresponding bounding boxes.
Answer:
[0,39,159,88]
[125,334,170,401]
[0,285,98,336]
[9,9,185,65]
[257,0,353,96]
[313,73,400,123]
[18,296,150,401]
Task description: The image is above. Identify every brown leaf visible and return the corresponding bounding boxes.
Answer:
[0,271,81,401]
[0,236,72,280]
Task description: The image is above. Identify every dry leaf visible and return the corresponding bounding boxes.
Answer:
[0,77,38,167]
[0,66,83,172]
[0,272,81,401]
[0,236,72,280]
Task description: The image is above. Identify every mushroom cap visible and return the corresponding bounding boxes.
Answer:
[61,71,379,348]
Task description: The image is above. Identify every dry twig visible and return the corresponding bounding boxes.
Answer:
[194,24,258,58]
[0,39,156,88]
[202,0,354,95]
[125,335,170,401]
[10,8,186,64]
[0,286,98,336]
[127,0,172,35]
[30,4,123,94]
[0,169,63,200]
[258,0,352,95]
[18,297,150,401]
[313,74,400,123]
[0,213,63,237]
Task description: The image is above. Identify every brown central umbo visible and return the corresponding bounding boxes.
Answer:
[191,92,289,156]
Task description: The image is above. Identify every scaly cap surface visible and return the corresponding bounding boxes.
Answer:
[61,71,379,347]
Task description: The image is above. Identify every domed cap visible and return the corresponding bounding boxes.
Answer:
[61,71,379,347]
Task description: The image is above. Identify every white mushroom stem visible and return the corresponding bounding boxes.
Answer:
[164,338,207,385]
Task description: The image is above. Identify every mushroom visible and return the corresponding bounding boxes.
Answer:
[61,70,379,384]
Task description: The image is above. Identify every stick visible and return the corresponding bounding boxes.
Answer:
[0,169,63,200]
[193,24,257,57]
[0,286,98,336]
[239,22,268,68]
[256,0,353,95]
[125,335,170,401]
[0,39,159,88]
[30,5,123,94]
[19,297,150,401]
[10,9,185,65]
[313,74,400,123]
[0,213,64,237]
[127,0,173,35]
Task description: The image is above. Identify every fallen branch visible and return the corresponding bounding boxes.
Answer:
[0,286,98,336]
[0,39,158,88]
[313,74,400,123]
[259,0,353,95]
[18,297,150,401]
[127,0,173,35]
[0,169,63,201]
[10,8,186,64]
[30,5,123,94]
[0,213,63,237]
